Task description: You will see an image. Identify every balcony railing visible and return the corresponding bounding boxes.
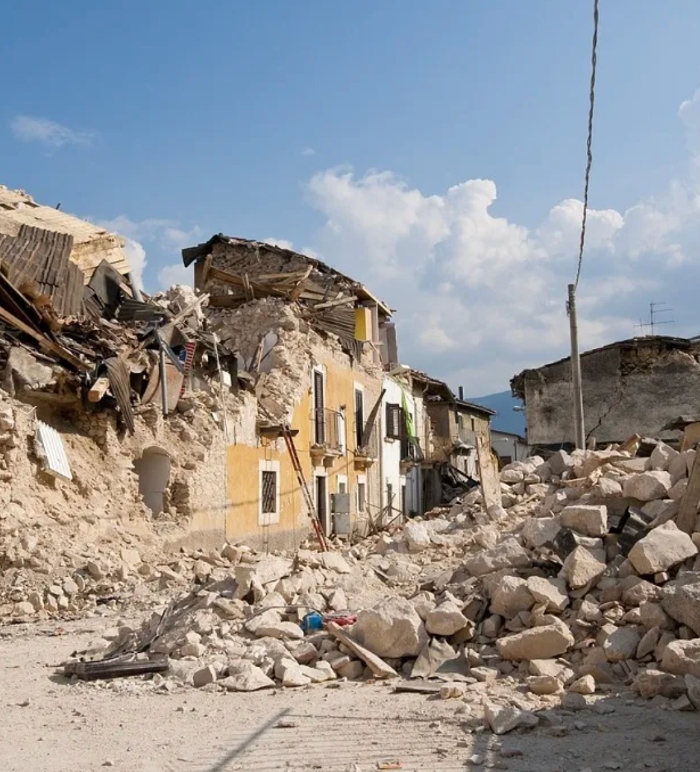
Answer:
[311,408,344,454]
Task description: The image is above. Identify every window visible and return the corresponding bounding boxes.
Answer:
[337,475,348,495]
[354,387,364,448]
[258,460,280,525]
[385,402,402,440]
[313,369,325,445]
[386,482,394,513]
[471,417,476,431]
[357,478,367,513]
[262,471,277,513]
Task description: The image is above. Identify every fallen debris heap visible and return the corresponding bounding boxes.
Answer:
[61,436,700,726]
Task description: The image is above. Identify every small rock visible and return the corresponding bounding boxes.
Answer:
[403,520,432,552]
[193,665,219,688]
[426,601,470,636]
[628,522,698,575]
[526,576,569,612]
[560,505,608,537]
[484,702,539,735]
[623,471,672,502]
[497,621,574,661]
[561,547,606,590]
[527,675,562,695]
[569,675,595,695]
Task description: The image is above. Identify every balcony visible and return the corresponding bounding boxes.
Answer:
[353,426,379,471]
[310,408,344,467]
[400,436,424,473]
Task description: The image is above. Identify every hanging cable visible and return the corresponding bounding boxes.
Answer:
[574,0,600,289]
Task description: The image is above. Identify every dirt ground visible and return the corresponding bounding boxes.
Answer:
[1,619,699,772]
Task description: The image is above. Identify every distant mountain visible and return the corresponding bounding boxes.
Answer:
[469,390,525,436]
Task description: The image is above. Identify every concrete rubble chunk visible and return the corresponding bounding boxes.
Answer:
[529,659,575,683]
[527,675,561,695]
[221,660,275,691]
[669,451,690,484]
[685,674,700,709]
[526,576,569,612]
[637,627,662,659]
[620,577,661,606]
[245,609,303,640]
[560,505,608,537]
[661,580,700,635]
[490,576,535,618]
[634,669,687,699]
[403,520,432,553]
[561,546,606,589]
[235,557,293,597]
[569,675,595,695]
[484,702,539,735]
[602,625,643,663]
[623,471,672,502]
[628,522,698,575]
[650,443,679,472]
[425,601,470,636]
[275,658,312,687]
[548,450,572,476]
[464,537,530,577]
[193,665,219,688]
[319,552,352,574]
[521,516,561,550]
[661,639,700,677]
[352,597,428,658]
[497,621,574,661]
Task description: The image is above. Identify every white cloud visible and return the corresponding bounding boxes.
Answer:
[263,237,295,250]
[301,147,316,157]
[122,239,147,291]
[158,263,193,289]
[303,88,700,393]
[95,216,201,293]
[10,115,93,148]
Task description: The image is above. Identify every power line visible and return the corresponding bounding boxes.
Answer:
[574,0,600,289]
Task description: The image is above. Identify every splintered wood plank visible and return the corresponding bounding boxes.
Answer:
[325,622,397,679]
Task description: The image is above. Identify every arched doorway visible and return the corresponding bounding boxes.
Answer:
[134,447,171,515]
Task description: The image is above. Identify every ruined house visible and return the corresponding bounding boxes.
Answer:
[511,335,700,450]
[181,235,394,549]
[0,186,236,574]
[408,370,494,510]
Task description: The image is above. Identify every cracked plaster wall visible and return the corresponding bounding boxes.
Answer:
[523,342,700,447]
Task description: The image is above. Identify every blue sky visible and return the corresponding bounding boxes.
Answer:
[3,1,700,394]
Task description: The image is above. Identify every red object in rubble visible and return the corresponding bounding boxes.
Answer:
[324,611,357,626]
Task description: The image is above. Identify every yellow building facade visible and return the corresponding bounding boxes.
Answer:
[224,349,383,551]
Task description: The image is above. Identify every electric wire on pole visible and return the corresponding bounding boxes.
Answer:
[568,0,599,449]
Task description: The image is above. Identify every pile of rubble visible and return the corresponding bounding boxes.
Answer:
[63,437,700,726]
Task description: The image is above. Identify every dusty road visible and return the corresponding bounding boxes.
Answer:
[1,620,699,772]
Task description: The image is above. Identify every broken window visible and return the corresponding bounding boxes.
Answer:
[354,388,364,448]
[261,470,277,515]
[313,369,325,445]
[385,402,402,439]
[357,480,366,512]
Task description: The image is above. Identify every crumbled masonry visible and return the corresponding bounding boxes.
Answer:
[37,438,700,731]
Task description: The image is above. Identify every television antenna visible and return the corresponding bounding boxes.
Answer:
[636,302,675,336]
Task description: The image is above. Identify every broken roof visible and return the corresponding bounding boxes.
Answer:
[408,368,496,417]
[0,186,132,282]
[182,234,392,316]
[511,334,700,400]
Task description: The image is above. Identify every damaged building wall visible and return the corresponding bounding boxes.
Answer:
[514,337,700,448]
[208,298,383,551]
[0,388,234,608]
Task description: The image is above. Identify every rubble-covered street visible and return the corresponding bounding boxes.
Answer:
[5,440,700,770]
[2,619,699,772]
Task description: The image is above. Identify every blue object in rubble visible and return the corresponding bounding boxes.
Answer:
[301,611,323,632]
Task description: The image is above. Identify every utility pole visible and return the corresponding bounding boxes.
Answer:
[568,284,585,449]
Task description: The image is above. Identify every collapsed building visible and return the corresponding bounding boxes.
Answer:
[511,335,700,452]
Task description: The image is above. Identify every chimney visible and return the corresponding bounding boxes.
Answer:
[458,386,464,400]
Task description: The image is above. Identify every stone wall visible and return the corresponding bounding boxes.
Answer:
[518,339,700,448]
